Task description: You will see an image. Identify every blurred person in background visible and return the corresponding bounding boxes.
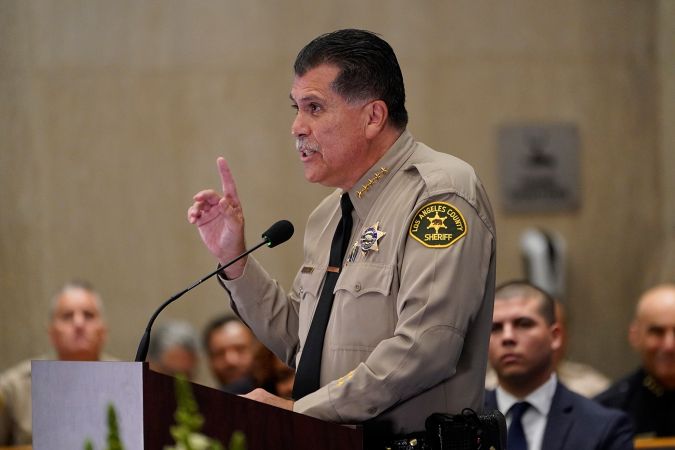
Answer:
[486,298,611,398]
[550,301,611,397]
[595,283,675,437]
[0,280,114,446]
[148,320,200,380]
[203,315,258,393]
[486,280,633,450]
[251,345,296,400]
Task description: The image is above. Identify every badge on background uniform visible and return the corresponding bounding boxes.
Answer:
[409,201,467,248]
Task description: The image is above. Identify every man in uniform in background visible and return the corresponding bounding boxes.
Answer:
[0,280,112,446]
[595,283,675,437]
[188,29,496,447]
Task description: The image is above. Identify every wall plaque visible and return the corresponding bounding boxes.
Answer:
[498,123,580,213]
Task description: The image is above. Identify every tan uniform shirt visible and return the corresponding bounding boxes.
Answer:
[0,354,117,445]
[0,359,33,445]
[223,131,496,434]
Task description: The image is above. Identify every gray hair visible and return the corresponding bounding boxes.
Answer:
[49,279,104,319]
[148,320,199,361]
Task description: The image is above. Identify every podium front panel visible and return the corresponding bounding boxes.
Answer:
[32,361,362,450]
[32,361,145,450]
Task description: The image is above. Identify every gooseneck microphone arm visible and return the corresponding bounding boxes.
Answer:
[134,241,265,362]
[134,219,294,362]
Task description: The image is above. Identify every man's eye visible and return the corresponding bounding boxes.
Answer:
[290,104,299,114]
[59,313,74,322]
[309,103,321,113]
[647,327,666,337]
[516,318,535,329]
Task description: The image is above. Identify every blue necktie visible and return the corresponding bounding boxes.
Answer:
[507,401,530,450]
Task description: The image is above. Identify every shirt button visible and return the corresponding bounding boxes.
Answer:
[355,283,362,292]
[299,287,304,295]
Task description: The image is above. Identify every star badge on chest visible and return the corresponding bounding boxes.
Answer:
[347,222,386,263]
[360,222,386,253]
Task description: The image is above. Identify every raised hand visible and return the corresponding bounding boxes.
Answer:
[187,157,247,279]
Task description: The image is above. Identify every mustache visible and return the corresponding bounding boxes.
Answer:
[295,138,320,153]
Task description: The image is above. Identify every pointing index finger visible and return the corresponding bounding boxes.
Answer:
[217,157,240,202]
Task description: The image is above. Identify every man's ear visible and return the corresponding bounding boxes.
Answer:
[628,320,640,350]
[550,323,564,352]
[100,323,109,346]
[47,322,57,348]
[364,100,388,139]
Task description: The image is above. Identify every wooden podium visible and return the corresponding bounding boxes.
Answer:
[32,361,363,450]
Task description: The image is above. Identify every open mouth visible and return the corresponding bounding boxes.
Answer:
[296,139,319,158]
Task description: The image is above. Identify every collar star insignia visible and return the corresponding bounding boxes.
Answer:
[359,221,386,253]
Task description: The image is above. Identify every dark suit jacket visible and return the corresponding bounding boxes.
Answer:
[485,382,634,450]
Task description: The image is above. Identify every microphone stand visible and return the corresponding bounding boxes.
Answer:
[134,240,268,362]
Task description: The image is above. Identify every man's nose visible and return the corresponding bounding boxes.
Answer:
[225,351,239,365]
[663,329,675,351]
[291,113,309,137]
[501,323,516,343]
[72,312,86,327]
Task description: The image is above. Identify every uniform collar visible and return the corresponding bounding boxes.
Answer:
[345,130,415,220]
[642,371,671,397]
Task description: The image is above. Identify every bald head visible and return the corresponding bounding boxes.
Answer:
[629,283,675,389]
[634,284,675,318]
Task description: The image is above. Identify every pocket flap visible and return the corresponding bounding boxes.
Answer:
[334,262,394,298]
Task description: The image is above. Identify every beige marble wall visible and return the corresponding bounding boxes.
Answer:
[654,0,675,285]
[0,0,669,384]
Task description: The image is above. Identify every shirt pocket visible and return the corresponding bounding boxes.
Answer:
[334,262,394,298]
[331,262,397,347]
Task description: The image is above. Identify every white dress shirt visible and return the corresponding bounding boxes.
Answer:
[496,374,557,450]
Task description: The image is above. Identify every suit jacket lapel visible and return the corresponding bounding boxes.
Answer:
[542,382,574,450]
[484,389,498,411]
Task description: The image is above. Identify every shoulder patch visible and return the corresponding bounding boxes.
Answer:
[409,201,467,248]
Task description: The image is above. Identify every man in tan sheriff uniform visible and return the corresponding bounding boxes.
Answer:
[0,280,112,446]
[188,29,496,447]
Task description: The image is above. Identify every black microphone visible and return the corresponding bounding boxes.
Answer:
[134,219,294,362]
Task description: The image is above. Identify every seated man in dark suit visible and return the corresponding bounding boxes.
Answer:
[486,280,633,450]
[595,283,675,437]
